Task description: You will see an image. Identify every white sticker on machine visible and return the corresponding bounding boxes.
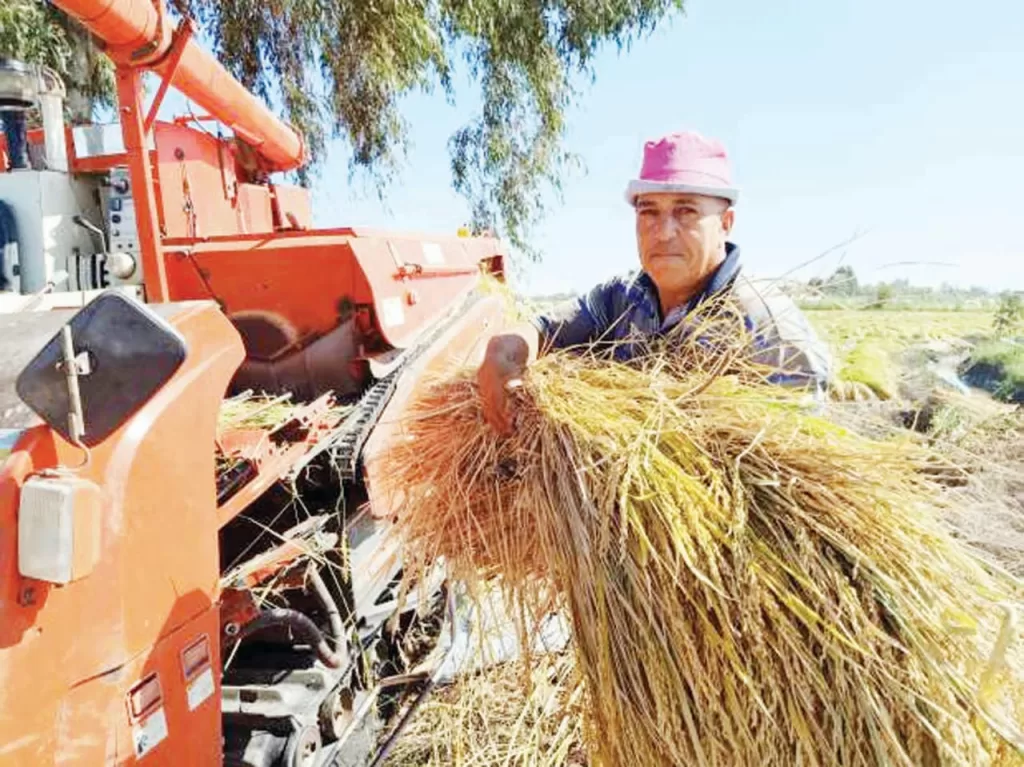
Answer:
[132,707,168,759]
[381,297,405,328]
[422,242,445,265]
[186,667,215,711]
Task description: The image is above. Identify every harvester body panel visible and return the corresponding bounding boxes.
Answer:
[0,0,510,763]
[0,303,242,765]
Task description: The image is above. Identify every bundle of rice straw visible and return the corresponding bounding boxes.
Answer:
[378,336,1023,766]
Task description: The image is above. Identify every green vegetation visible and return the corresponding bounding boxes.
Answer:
[806,310,993,348]
[804,308,1024,404]
[806,310,997,401]
[807,310,990,399]
[993,292,1024,337]
[834,338,899,399]
[7,0,684,256]
[870,282,894,309]
[0,0,113,119]
[963,341,1024,403]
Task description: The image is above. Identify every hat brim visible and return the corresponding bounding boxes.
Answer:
[625,179,739,206]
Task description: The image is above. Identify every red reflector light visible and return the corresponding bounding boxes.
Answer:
[128,674,163,719]
[181,634,211,680]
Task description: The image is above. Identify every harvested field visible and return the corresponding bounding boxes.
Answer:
[806,309,992,400]
[806,309,1024,573]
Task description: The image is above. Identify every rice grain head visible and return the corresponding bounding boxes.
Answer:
[377,338,1024,767]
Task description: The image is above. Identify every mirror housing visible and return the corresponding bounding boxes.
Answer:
[16,291,187,447]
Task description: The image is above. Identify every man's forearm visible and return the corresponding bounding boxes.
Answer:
[508,322,542,364]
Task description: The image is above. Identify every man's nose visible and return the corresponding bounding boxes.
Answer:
[655,214,679,242]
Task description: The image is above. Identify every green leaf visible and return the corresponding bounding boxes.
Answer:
[18,0,685,255]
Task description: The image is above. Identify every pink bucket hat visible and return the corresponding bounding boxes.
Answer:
[625,131,739,206]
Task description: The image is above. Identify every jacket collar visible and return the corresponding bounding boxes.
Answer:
[633,242,742,326]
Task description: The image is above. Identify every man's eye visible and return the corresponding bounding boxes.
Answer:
[675,207,698,216]
[639,209,657,217]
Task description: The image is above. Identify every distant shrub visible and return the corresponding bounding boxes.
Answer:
[993,292,1023,337]
[866,283,894,309]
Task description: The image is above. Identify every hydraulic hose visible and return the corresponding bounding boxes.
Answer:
[234,608,344,669]
[308,567,344,653]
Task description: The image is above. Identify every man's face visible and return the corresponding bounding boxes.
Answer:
[635,193,735,308]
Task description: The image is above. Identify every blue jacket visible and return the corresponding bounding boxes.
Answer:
[534,243,833,393]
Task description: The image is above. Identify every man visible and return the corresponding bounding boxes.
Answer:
[478,130,832,434]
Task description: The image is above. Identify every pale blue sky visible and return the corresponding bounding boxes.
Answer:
[310,0,1024,294]
[161,0,1023,294]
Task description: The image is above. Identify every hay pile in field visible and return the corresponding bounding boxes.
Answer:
[378,346,1024,766]
[383,652,586,767]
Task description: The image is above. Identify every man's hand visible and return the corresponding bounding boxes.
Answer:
[478,329,538,435]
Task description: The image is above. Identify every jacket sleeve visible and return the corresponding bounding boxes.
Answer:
[735,279,834,396]
[533,280,619,351]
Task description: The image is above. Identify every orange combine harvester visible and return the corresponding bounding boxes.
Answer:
[0,1,509,764]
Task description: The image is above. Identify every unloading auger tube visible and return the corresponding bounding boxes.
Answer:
[51,0,305,173]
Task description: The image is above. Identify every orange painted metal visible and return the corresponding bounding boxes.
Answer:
[3,125,138,176]
[215,393,345,527]
[271,184,314,231]
[54,0,167,54]
[143,18,193,134]
[70,149,132,175]
[154,122,241,239]
[1,4,515,764]
[236,184,275,234]
[50,0,305,173]
[0,302,243,766]
[362,293,512,510]
[161,228,506,352]
[162,232,365,344]
[117,65,170,302]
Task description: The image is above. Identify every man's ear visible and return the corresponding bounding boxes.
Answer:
[721,208,736,235]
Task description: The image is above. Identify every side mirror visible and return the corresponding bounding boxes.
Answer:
[16,291,188,447]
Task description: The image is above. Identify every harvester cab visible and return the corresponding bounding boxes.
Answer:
[0,1,510,765]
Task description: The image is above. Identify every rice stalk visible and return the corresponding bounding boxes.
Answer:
[382,651,586,767]
[377,343,1024,767]
[218,391,299,431]
[215,391,352,477]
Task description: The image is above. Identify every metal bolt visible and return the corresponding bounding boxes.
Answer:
[19,586,35,606]
[224,622,239,637]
